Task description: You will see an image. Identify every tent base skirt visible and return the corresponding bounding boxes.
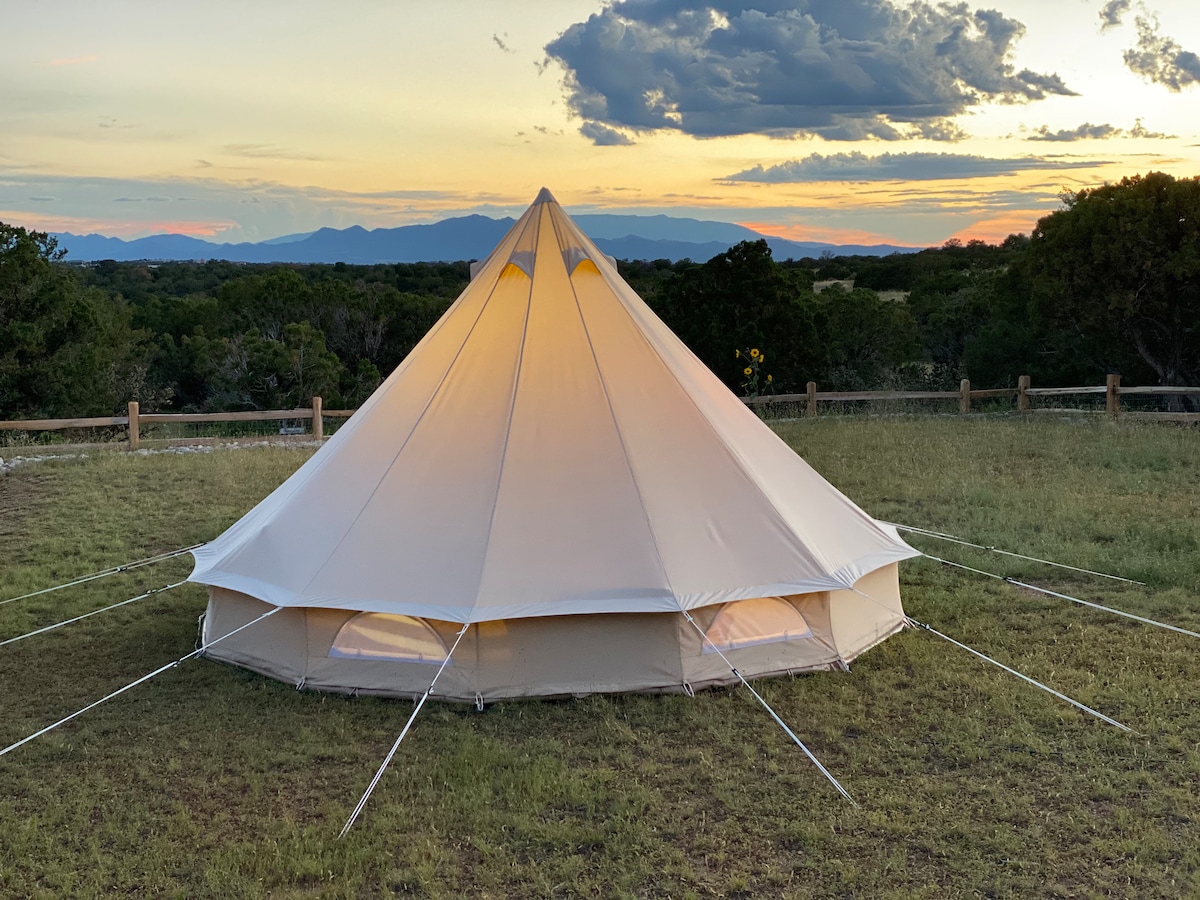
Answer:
[201,564,904,702]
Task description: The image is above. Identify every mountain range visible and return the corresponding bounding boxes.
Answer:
[53,213,919,265]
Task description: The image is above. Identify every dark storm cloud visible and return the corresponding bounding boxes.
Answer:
[579,122,636,145]
[724,151,1109,182]
[544,1,1074,141]
[1124,14,1200,91]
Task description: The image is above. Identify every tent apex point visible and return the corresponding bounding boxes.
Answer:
[533,187,557,205]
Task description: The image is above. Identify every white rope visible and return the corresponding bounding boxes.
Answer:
[906,617,1133,732]
[339,622,471,838]
[923,553,1200,640]
[0,544,206,607]
[0,581,189,649]
[679,609,857,807]
[0,606,281,759]
[885,522,1144,585]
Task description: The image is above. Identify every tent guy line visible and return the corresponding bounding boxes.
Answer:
[0,606,282,760]
[0,544,205,607]
[905,617,1134,732]
[339,622,472,839]
[922,554,1200,640]
[0,580,188,648]
[885,523,1145,585]
[847,586,1134,733]
[680,607,858,807]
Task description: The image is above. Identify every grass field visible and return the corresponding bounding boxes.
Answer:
[1,417,1198,898]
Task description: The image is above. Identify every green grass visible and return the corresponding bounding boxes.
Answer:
[1,418,1198,898]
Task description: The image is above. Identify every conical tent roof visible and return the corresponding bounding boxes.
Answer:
[189,188,917,623]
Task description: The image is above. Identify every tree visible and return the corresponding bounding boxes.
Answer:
[1028,172,1200,388]
[653,240,818,391]
[0,223,152,417]
[810,288,920,390]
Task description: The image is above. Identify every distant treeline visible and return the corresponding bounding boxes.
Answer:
[1,172,1196,419]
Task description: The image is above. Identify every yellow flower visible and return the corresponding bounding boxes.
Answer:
[743,366,753,376]
[758,354,765,363]
[767,374,773,383]
[735,349,740,358]
[750,348,760,359]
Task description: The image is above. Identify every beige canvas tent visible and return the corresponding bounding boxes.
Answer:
[189,188,919,702]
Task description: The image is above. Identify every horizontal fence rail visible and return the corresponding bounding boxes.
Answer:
[742,374,1199,422]
[0,375,1196,452]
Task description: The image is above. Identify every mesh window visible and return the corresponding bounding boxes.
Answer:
[329,613,449,664]
[704,597,812,653]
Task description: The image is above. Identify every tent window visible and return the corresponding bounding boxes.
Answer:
[703,597,812,654]
[329,613,449,664]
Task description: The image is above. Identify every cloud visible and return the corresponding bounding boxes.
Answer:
[579,121,635,146]
[544,1,1074,141]
[0,170,529,241]
[1124,14,1200,91]
[492,33,515,53]
[1027,119,1177,141]
[1098,0,1130,32]
[1127,119,1176,138]
[1028,123,1120,142]
[222,143,331,162]
[723,151,1110,183]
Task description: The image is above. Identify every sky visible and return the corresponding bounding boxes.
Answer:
[2,0,1197,247]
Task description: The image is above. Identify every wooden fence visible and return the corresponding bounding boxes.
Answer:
[0,396,352,451]
[744,374,1200,421]
[1,376,1197,451]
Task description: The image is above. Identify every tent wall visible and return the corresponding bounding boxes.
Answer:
[201,564,904,702]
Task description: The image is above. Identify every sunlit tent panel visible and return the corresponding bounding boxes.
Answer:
[189,188,918,700]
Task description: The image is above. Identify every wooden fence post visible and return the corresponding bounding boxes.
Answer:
[1106,374,1121,418]
[1017,374,1031,413]
[311,395,324,441]
[959,379,970,415]
[806,381,818,417]
[127,401,140,451]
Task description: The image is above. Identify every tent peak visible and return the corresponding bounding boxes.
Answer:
[533,187,557,205]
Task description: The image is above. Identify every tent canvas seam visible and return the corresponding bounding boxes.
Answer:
[574,222,841,583]
[549,206,678,603]
[468,204,542,620]
[292,227,533,600]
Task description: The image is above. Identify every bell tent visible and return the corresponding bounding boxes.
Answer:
[188,188,920,702]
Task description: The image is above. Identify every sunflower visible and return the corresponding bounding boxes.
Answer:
[749,348,760,358]
[743,367,753,376]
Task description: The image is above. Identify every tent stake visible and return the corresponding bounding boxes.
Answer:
[680,610,857,807]
[907,617,1133,732]
[0,606,281,759]
[925,553,1200,640]
[339,622,471,839]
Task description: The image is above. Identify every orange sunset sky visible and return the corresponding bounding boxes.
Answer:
[2,0,1198,248]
